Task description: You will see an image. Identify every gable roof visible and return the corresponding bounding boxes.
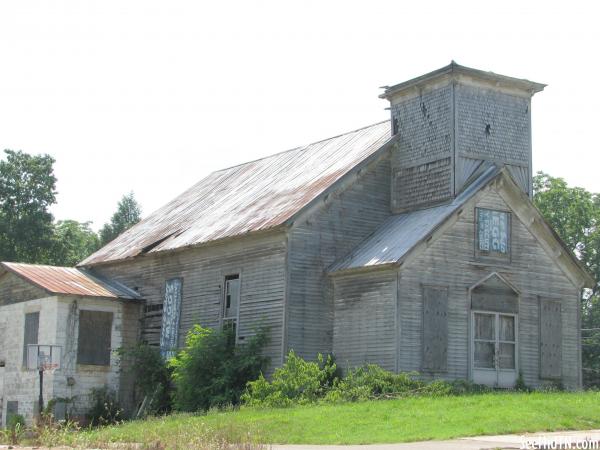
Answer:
[330,167,595,289]
[0,262,141,299]
[81,121,392,266]
[330,165,501,273]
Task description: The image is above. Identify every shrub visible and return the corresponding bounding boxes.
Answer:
[118,343,172,415]
[324,365,432,402]
[87,387,123,426]
[170,325,269,412]
[242,351,339,407]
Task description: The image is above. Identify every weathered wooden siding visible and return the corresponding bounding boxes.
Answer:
[396,187,580,388]
[91,231,287,370]
[455,84,531,195]
[0,272,47,306]
[332,270,397,372]
[287,156,392,360]
[390,85,453,212]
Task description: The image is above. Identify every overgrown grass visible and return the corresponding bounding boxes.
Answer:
[39,391,600,447]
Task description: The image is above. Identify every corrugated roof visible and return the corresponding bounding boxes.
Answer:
[330,166,501,273]
[81,121,392,266]
[1,262,141,299]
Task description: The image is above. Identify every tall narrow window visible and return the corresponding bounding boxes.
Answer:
[223,275,240,338]
[23,312,39,366]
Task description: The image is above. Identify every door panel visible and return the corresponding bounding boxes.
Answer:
[472,312,518,387]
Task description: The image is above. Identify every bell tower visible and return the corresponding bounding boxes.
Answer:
[380,62,545,213]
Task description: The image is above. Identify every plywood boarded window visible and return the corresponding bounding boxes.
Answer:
[476,208,510,259]
[422,286,448,372]
[540,299,562,379]
[23,312,39,366]
[77,311,113,366]
[6,401,18,424]
[160,278,183,358]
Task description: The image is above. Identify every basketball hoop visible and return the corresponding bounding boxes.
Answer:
[27,344,62,372]
[26,344,62,417]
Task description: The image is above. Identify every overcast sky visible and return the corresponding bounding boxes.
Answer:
[0,0,598,229]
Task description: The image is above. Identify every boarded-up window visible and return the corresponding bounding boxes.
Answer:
[540,299,562,379]
[476,208,510,257]
[77,311,113,366]
[23,312,39,366]
[6,401,18,424]
[160,278,183,358]
[423,286,448,371]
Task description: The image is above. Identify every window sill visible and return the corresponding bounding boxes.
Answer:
[76,364,111,372]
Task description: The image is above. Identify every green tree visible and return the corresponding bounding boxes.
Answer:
[533,172,600,386]
[50,220,100,266]
[100,192,142,246]
[0,149,57,263]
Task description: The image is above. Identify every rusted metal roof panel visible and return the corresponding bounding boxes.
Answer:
[1,262,140,299]
[81,121,392,266]
[330,166,501,273]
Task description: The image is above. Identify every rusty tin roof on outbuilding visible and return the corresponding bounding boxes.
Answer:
[81,121,392,266]
[0,262,141,299]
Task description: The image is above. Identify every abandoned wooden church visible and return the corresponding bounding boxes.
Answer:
[0,62,594,424]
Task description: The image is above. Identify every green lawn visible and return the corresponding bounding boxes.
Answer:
[57,391,600,447]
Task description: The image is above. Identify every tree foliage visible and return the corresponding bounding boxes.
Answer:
[50,220,100,266]
[0,150,57,263]
[0,149,141,266]
[533,171,600,386]
[170,325,269,412]
[100,192,142,246]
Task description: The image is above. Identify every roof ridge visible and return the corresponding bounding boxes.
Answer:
[212,120,389,174]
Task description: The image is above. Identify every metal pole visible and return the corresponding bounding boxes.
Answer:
[38,369,44,417]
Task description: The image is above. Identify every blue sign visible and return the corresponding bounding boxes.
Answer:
[160,278,182,358]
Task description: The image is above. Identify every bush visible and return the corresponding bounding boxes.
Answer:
[87,387,123,426]
[118,343,172,415]
[243,351,339,407]
[325,365,434,402]
[170,325,269,412]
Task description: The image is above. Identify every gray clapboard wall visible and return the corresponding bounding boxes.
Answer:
[333,185,581,389]
[395,187,580,388]
[92,231,287,370]
[286,155,392,360]
[332,270,397,372]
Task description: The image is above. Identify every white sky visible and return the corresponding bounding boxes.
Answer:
[0,0,598,229]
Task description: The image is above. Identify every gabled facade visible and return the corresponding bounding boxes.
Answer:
[0,62,593,418]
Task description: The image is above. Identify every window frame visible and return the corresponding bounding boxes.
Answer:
[23,311,40,367]
[222,274,241,342]
[76,310,114,367]
[474,207,512,263]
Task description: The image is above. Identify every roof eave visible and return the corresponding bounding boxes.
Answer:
[380,61,546,100]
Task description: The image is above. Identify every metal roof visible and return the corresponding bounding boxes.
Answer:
[330,166,501,273]
[81,121,392,266]
[1,262,141,299]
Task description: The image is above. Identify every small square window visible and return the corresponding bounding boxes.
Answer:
[476,208,511,259]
